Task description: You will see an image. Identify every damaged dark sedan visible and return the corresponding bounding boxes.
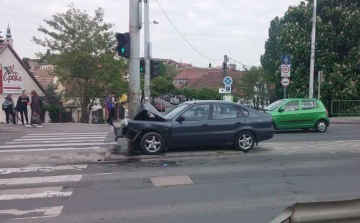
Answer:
[116,101,274,155]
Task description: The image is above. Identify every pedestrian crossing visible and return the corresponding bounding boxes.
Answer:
[0,131,116,153]
[0,164,88,220]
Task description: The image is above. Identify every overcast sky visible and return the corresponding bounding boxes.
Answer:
[0,0,301,68]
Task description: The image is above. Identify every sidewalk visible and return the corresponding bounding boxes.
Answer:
[330,117,360,124]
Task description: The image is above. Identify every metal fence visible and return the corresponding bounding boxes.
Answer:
[331,100,360,116]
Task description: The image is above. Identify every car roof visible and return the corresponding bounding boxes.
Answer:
[184,100,238,105]
[282,98,319,101]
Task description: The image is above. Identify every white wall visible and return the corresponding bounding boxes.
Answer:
[0,46,45,123]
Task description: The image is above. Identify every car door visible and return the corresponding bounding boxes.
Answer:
[298,100,319,127]
[207,104,245,144]
[171,104,211,146]
[276,100,301,129]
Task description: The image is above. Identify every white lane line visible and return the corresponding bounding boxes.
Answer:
[21,135,108,139]
[151,175,194,186]
[0,164,88,175]
[0,142,116,149]
[0,187,72,201]
[28,132,109,136]
[14,137,106,141]
[0,146,103,153]
[0,175,82,186]
[0,206,63,219]
[8,140,105,144]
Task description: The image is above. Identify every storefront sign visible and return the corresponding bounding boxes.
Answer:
[2,65,23,93]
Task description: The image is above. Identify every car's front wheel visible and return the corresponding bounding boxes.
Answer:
[140,132,165,155]
[235,131,255,153]
[315,120,328,133]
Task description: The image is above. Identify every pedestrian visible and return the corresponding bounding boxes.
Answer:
[16,90,30,126]
[30,90,43,127]
[2,94,16,125]
[106,92,116,126]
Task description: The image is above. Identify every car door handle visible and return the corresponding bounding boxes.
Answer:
[235,122,242,125]
[202,124,209,127]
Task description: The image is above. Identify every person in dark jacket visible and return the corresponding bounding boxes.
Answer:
[17,90,30,126]
[2,94,16,125]
[30,90,43,127]
[106,92,116,126]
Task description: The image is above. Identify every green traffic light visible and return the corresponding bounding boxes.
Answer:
[120,47,126,54]
[140,67,143,72]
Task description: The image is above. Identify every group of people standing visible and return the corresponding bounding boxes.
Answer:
[2,90,43,127]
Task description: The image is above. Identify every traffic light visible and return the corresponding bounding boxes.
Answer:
[150,60,160,80]
[116,32,130,58]
[140,58,145,74]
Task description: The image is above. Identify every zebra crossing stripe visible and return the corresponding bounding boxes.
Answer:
[0,206,63,219]
[14,137,106,141]
[7,139,105,144]
[21,135,107,139]
[0,142,116,149]
[0,146,103,153]
[0,164,88,175]
[0,187,72,201]
[0,175,82,186]
[27,132,109,136]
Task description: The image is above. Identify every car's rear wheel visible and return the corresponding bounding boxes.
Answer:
[315,120,328,133]
[235,131,255,153]
[140,132,165,155]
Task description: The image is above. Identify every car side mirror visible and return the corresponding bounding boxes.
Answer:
[278,107,285,113]
[177,116,185,123]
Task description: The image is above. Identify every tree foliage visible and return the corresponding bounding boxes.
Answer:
[22,58,31,70]
[238,66,269,108]
[150,76,175,96]
[261,0,360,104]
[33,4,127,123]
[44,82,66,123]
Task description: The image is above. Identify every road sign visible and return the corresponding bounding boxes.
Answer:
[219,86,231,94]
[281,55,291,65]
[223,94,233,102]
[223,76,233,86]
[281,65,291,77]
[281,77,290,87]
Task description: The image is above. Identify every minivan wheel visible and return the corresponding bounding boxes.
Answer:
[140,132,165,155]
[315,120,327,133]
[235,131,255,153]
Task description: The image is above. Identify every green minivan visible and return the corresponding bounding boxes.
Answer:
[264,98,330,132]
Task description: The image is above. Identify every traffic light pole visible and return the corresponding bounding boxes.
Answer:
[128,0,141,151]
[309,0,317,98]
[144,0,151,100]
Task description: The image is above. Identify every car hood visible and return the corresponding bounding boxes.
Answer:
[133,102,167,121]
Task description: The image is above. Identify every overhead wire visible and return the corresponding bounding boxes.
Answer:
[154,0,222,61]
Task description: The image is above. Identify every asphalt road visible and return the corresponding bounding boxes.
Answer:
[0,124,360,222]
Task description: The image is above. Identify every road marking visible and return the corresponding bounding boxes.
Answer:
[0,164,88,175]
[151,175,193,186]
[0,187,72,201]
[0,206,63,219]
[14,137,106,141]
[0,175,82,185]
[0,146,103,153]
[21,135,108,139]
[27,132,109,136]
[0,142,116,149]
[7,139,105,144]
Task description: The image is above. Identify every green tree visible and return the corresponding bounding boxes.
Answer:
[44,82,65,123]
[239,66,269,108]
[33,4,127,123]
[262,0,360,106]
[164,64,179,80]
[22,58,31,70]
[150,76,176,96]
[197,88,221,100]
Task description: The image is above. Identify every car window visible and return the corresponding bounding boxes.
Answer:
[283,101,299,111]
[213,104,239,119]
[240,108,249,117]
[182,105,210,121]
[164,104,188,119]
[265,99,285,111]
[302,101,318,110]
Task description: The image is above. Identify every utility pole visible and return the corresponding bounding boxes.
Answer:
[309,0,317,98]
[144,0,151,100]
[128,0,141,118]
[222,55,228,79]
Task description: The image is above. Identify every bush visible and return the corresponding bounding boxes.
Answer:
[46,104,66,123]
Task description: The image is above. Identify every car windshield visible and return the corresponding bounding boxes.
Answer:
[164,104,188,120]
[265,100,285,111]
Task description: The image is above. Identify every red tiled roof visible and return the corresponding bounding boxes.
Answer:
[174,68,218,79]
[32,69,55,89]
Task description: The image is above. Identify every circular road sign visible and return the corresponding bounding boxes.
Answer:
[223,76,233,86]
[281,77,290,87]
[282,65,290,74]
